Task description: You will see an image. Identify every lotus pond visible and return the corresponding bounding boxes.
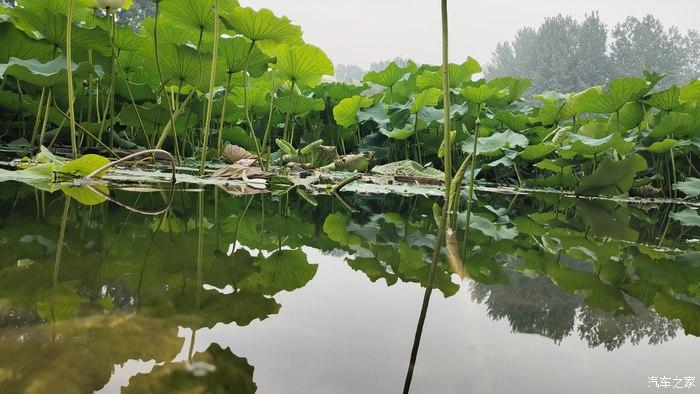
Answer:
[1,0,700,392]
[0,179,698,393]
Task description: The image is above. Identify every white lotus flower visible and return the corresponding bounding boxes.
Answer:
[94,0,125,9]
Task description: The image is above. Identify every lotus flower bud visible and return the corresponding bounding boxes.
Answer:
[94,0,126,9]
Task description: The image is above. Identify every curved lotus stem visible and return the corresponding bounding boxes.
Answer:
[84,149,176,183]
[84,183,176,216]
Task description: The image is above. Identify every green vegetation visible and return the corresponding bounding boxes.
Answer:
[0,0,697,207]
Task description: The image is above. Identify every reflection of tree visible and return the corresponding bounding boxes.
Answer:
[471,270,681,350]
[577,303,679,351]
[470,271,579,343]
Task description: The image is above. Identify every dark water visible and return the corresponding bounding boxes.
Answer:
[0,183,698,393]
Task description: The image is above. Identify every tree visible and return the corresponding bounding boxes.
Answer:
[334,64,365,83]
[611,15,697,86]
[487,13,699,94]
[486,13,609,94]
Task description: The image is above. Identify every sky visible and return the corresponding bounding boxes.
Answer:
[243,0,700,69]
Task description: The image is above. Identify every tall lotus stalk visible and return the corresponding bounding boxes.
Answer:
[65,0,78,158]
[200,0,220,175]
[95,1,122,144]
[461,104,482,256]
[404,0,452,391]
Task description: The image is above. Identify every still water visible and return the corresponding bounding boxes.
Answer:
[0,183,698,393]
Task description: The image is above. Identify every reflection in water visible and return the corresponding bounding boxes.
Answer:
[0,183,697,392]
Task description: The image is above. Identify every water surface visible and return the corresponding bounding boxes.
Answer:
[0,184,698,393]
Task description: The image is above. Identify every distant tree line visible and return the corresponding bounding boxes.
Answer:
[486,12,700,93]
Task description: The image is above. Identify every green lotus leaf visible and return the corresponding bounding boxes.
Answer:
[533,91,579,126]
[394,243,459,297]
[576,153,648,196]
[487,76,532,106]
[160,0,238,36]
[0,56,101,88]
[12,1,109,56]
[154,42,210,89]
[545,264,632,313]
[416,57,482,90]
[275,94,324,116]
[363,61,410,88]
[645,85,681,111]
[323,212,361,245]
[607,101,646,133]
[217,36,271,81]
[222,6,302,44]
[314,82,368,102]
[460,213,518,241]
[92,18,146,52]
[670,209,700,227]
[272,43,333,87]
[238,249,317,295]
[333,95,373,128]
[124,344,256,394]
[577,121,608,138]
[140,16,200,48]
[58,154,111,177]
[462,130,529,155]
[230,83,270,109]
[679,80,700,104]
[118,102,193,137]
[673,178,700,198]
[517,143,557,161]
[380,125,415,140]
[575,200,638,241]
[563,133,634,157]
[410,87,442,113]
[460,83,500,104]
[654,292,700,335]
[647,138,680,153]
[574,77,652,113]
[0,23,54,63]
[416,103,469,126]
[651,111,694,139]
[493,110,530,132]
[61,185,109,206]
[370,160,444,178]
[534,159,572,174]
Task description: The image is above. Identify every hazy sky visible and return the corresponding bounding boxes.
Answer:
[243,0,700,69]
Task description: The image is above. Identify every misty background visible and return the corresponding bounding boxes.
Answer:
[2,0,698,93]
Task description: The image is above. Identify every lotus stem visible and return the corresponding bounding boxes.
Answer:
[30,88,46,146]
[65,0,78,158]
[404,0,451,391]
[84,149,176,182]
[461,105,482,257]
[200,0,220,175]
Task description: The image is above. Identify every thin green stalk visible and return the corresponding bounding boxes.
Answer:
[242,40,263,159]
[461,104,482,256]
[38,89,53,148]
[30,88,46,146]
[404,0,451,391]
[65,0,78,157]
[216,73,233,155]
[261,69,277,170]
[200,0,220,176]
